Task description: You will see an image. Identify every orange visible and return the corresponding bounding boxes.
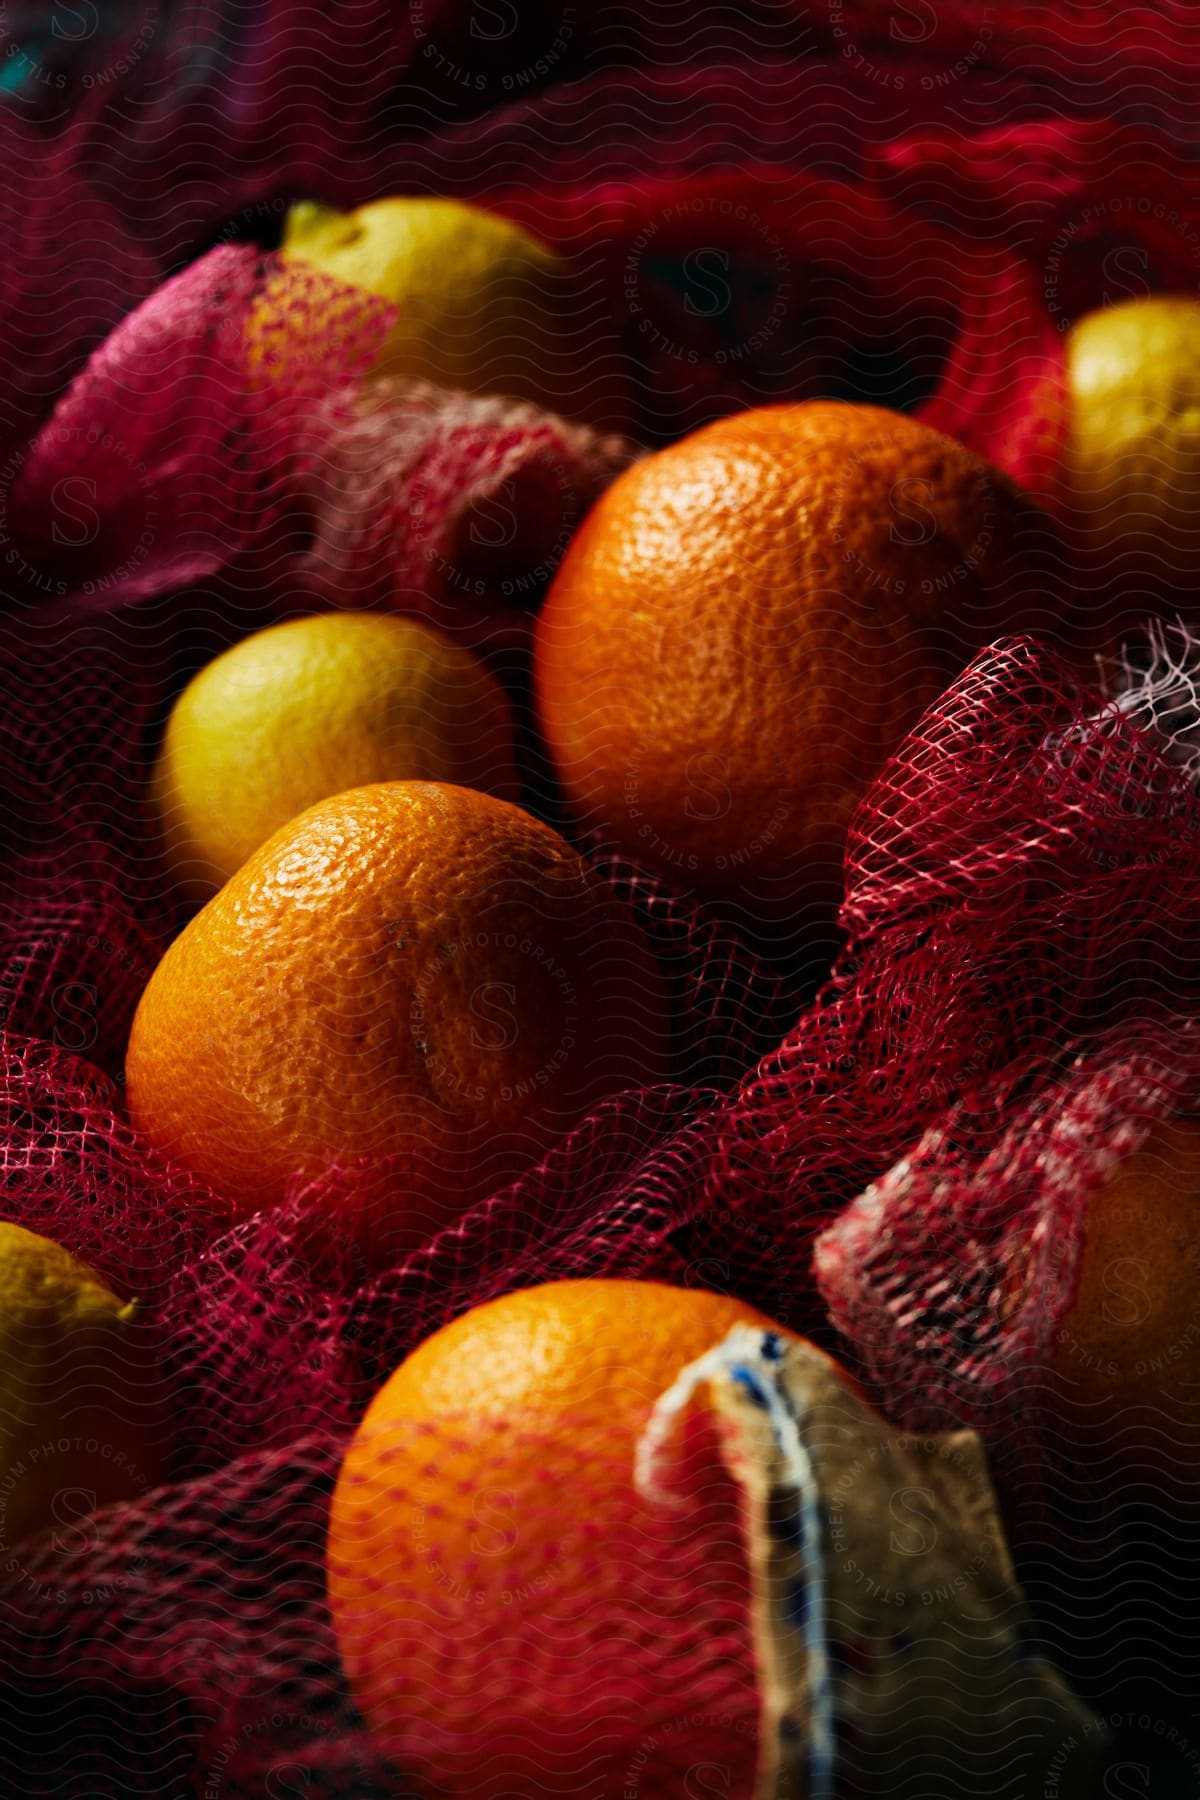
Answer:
[534,401,1055,917]
[327,1277,832,1796]
[126,784,669,1251]
[1048,1115,1200,1437]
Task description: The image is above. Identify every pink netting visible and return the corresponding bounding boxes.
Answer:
[4,246,394,616]
[0,597,805,1799]
[4,3,1200,1793]
[1,1416,763,1800]
[289,380,639,657]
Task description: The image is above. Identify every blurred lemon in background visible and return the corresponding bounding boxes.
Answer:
[154,611,518,902]
[277,196,629,430]
[1063,295,1200,587]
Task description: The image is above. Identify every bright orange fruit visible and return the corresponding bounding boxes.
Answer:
[534,401,1054,915]
[327,1278,825,1796]
[126,784,669,1250]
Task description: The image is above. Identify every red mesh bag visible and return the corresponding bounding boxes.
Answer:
[0,1417,764,1800]
[10,609,1187,1794]
[709,633,1200,1338]
[3,4,1200,1794]
[814,1022,1200,1429]
[0,973,793,1799]
[0,600,802,1800]
[290,379,639,656]
[4,246,394,615]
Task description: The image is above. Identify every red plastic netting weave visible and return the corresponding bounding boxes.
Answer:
[3,4,1200,1794]
[0,676,797,1795]
[0,521,805,1800]
[689,635,1198,1350]
[5,607,1199,1791]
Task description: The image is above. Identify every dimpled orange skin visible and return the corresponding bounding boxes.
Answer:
[1049,1117,1200,1425]
[125,784,670,1248]
[534,401,1056,909]
[327,1278,826,1795]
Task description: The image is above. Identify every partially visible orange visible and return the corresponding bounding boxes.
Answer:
[1049,1115,1200,1435]
[534,401,1056,919]
[327,1278,825,1795]
[126,784,669,1250]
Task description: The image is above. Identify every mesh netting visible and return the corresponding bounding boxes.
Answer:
[0,551,805,1800]
[4,246,394,617]
[289,379,639,658]
[720,634,1200,1371]
[4,4,1200,1794]
[6,609,1199,1790]
[0,1415,763,1800]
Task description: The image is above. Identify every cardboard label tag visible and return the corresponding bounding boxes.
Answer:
[638,1327,1104,1799]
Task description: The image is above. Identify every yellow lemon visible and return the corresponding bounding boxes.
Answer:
[275,196,628,429]
[153,611,518,902]
[0,1222,166,1555]
[1064,295,1200,584]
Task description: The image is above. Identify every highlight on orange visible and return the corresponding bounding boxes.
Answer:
[534,400,1059,925]
[1048,1114,1200,1449]
[326,1278,824,1797]
[127,785,670,1254]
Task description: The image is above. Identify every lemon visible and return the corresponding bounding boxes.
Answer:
[0,1222,165,1554]
[274,196,627,428]
[1064,295,1200,581]
[153,611,518,901]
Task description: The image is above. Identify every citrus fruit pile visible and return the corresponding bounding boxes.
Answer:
[2,165,1199,1800]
